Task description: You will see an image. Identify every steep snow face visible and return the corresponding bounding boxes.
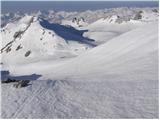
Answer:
[1,16,69,65]
[1,16,35,48]
[1,15,94,66]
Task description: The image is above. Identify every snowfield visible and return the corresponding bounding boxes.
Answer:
[1,7,159,118]
[1,80,158,118]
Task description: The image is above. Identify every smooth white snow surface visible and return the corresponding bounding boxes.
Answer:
[1,8,159,119]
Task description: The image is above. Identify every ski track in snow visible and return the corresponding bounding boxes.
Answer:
[12,81,52,118]
[1,79,158,118]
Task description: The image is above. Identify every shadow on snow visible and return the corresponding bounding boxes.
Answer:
[1,70,41,81]
[39,18,97,47]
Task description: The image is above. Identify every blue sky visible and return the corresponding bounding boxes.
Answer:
[2,0,158,13]
[1,0,159,1]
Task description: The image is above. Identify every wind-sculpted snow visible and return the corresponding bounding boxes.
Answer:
[1,7,159,119]
[1,79,158,118]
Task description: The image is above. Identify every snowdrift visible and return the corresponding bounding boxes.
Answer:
[41,22,158,81]
[7,22,158,82]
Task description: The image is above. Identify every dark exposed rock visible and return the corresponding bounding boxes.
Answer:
[134,13,142,20]
[80,17,85,22]
[1,78,18,83]
[1,17,35,54]
[13,80,30,88]
[13,31,23,39]
[1,41,13,53]
[152,9,158,13]
[2,78,30,88]
[6,46,12,53]
[42,29,45,35]
[134,11,143,20]
[16,44,23,51]
[25,50,31,57]
[72,17,77,23]
[72,17,85,26]
[29,17,34,24]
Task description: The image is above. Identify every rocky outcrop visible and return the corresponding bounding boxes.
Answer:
[134,11,143,20]
[1,16,35,54]
[25,50,31,57]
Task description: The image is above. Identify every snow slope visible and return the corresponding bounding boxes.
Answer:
[2,79,158,118]
[1,8,159,119]
[83,18,144,44]
[8,22,158,81]
[1,21,158,119]
[41,22,158,81]
[83,10,158,44]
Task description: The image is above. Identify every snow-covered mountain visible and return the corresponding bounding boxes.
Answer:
[1,7,158,27]
[1,15,95,66]
[1,7,159,119]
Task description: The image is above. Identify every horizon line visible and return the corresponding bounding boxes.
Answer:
[1,0,159,1]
